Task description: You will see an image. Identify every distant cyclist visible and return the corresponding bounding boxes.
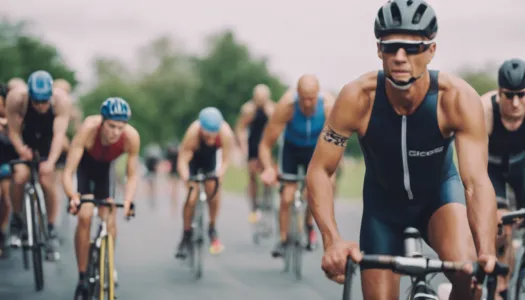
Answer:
[235,84,275,223]
[62,97,139,296]
[175,107,235,257]
[259,74,335,256]
[480,58,525,298]
[6,70,72,261]
[165,139,181,215]
[0,82,17,257]
[143,142,163,207]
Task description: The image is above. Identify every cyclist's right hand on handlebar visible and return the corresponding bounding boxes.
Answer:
[69,195,81,215]
[20,146,33,161]
[260,167,276,186]
[322,239,362,284]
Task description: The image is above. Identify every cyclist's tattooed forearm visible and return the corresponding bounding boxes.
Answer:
[322,126,349,147]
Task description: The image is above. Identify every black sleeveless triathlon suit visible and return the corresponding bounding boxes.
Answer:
[357,70,465,264]
[487,94,525,209]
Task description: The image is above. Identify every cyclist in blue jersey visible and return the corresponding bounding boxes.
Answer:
[259,74,336,257]
[480,58,525,298]
[306,1,498,299]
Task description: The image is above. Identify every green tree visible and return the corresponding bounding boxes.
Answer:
[458,63,498,95]
[193,30,287,128]
[0,17,77,87]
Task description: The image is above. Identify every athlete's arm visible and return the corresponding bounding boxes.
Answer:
[219,123,235,177]
[6,89,29,157]
[234,102,253,154]
[258,91,293,170]
[123,127,141,204]
[177,122,198,181]
[450,80,497,257]
[62,117,97,199]
[307,81,369,249]
[48,89,72,164]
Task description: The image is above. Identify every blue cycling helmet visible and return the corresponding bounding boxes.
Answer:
[27,70,53,102]
[198,107,223,133]
[100,97,131,122]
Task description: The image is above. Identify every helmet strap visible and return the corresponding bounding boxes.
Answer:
[386,70,425,90]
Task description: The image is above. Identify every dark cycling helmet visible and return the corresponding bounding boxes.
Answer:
[27,70,54,102]
[498,58,525,91]
[374,0,438,40]
[100,97,131,122]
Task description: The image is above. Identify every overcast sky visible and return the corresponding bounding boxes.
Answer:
[4,0,525,92]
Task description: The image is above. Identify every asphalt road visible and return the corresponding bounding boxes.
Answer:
[0,177,450,300]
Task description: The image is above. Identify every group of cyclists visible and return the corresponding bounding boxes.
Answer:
[1,0,525,299]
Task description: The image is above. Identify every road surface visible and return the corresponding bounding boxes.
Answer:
[0,177,449,300]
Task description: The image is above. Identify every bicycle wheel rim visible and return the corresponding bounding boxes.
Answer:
[107,235,115,300]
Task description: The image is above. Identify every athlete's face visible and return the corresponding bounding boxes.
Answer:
[102,120,126,144]
[378,33,436,83]
[499,88,525,119]
[30,100,51,114]
[297,86,319,115]
[200,129,219,146]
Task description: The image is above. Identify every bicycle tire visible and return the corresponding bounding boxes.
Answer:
[293,207,304,280]
[30,196,44,291]
[195,212,204,279]
[515,258,525,300]
[86,242,99,299]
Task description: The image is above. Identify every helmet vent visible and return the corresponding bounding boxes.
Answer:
[390,2,402,25]
[412,4,427,24]
[378,9,386,27]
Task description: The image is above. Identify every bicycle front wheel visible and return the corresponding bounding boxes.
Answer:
[515,259,525,300]
[30,195,44,291]
[99,235,116,300]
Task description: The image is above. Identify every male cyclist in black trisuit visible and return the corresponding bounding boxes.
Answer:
[0,83,17,258]
[307,1,498,299]
[235,84,275,223]
[480,58,525,298]
[6,71,72,261]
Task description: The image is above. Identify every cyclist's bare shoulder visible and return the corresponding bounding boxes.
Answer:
[273,89,295,122]
[241,100,255,115]
[330,71,377,135]
[437,72,483,132]
[6,86,28,114]
[181,121,201,151]
[124,125,140,153]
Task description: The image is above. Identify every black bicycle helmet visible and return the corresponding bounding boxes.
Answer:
[498,58,525,90]
[374,0,438,40]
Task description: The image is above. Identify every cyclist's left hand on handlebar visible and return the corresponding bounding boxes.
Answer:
[40,160,55,175]
[321,239,362,284]
[477,254,497,275]
[123,201,134,218]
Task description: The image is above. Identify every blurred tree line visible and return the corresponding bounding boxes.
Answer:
[0,17,501,158]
